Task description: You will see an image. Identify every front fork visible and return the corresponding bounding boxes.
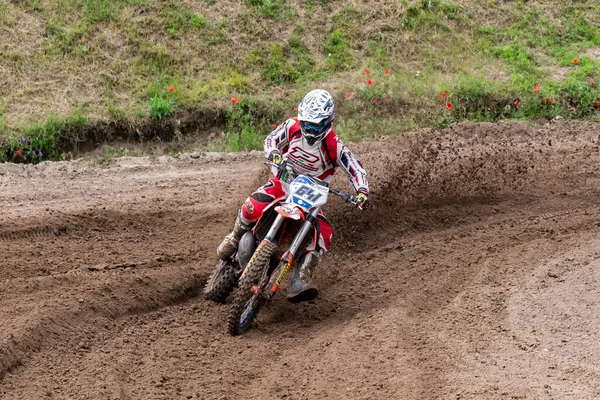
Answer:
[264,206,320,297]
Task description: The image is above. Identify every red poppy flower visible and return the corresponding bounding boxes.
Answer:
[293,106,298,111]
[364,68,370,75]
[367,79,373,85]
[231,97,238,105]
[384,69,390,75]
[15,149,21,156]
[372,98,377,104]
[168,86,175,92]
[595,101,600,108]
[446,101,452,111]
[548,98,553,103]
[440,92,446,100]
[514,100,520,106]
[573,58,579,65]
[591,81,596,87]
[271,123,277,128]
[532,85,540,93]
[345,93,352,99]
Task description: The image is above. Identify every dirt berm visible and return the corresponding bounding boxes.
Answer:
[1,120,599,399]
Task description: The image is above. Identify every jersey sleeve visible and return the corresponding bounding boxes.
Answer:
[336,139,369,193]
[264,118,294,158]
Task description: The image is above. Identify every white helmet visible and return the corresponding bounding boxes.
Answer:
[297,89,335,145]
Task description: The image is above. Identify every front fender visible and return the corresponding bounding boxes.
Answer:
[275,204,305,221]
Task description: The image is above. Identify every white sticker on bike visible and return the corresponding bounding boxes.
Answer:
[289,176,329,211]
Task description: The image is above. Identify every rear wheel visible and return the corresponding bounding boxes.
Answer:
[227,242,279,336]
[203,260,237,303]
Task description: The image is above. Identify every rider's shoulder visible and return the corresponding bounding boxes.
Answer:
[280,117,300,131]
[286,118,302,137]
[325,129,344,146]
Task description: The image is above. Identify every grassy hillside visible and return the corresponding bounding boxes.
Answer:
[1,0,599,162]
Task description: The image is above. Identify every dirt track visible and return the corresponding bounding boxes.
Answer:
[1,121,599,399]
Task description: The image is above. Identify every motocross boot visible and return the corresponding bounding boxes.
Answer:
[287,251,320,303]
[216,212,251,261]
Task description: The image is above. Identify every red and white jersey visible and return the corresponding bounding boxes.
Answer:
[264,118,369,193]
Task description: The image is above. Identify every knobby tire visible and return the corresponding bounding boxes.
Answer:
[227,241,278,336]
[203,261,237,303]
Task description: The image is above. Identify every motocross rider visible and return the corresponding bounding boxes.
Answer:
[217,89,370,303]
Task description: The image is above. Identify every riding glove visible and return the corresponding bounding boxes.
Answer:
[268,151,283,165]
[356,191,370,210]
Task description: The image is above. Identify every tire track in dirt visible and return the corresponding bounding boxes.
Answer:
[0,121,599,399]
[0,263,205,381]
[0,226,68,242]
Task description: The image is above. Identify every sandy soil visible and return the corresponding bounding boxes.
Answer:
[1,120,599,400]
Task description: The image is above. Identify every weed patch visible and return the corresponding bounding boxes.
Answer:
[207,97,283,152]
[262,41,315,85]
[325,30,353,72]
[1,115,69,163]
[83,0,115,24]
[160,2,207,37]
[403,0,460,31]
[246,0,290,19]
[148,95,175,120]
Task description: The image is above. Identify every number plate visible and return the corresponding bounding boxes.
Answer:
[289,176,329,211]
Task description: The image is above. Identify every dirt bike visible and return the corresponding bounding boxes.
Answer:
[203,161,358,336]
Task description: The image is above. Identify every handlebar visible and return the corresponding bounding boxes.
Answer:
[265,161,358,207]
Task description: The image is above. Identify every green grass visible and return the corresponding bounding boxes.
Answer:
[107,105,124,119]
[1,0,600,162]
[148,95,175,120]
[246,0,294,20]
[207,127,264,153]
[325,30,354,72]
[2,116,69,163]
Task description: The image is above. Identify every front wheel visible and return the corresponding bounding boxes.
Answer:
[227,241,279,336]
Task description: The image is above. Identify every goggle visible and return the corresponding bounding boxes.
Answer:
[300,120,327,134]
